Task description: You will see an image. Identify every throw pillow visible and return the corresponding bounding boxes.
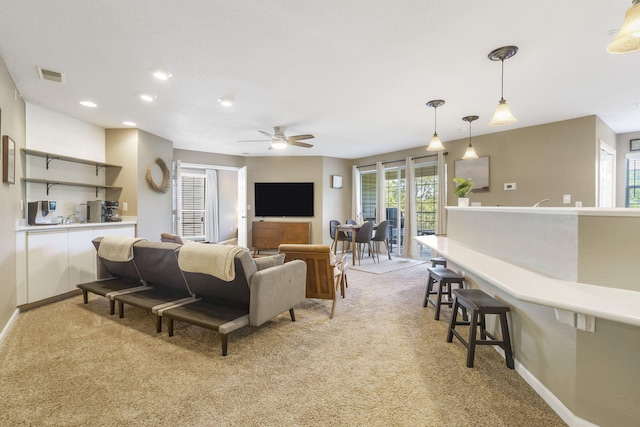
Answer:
[254,253,286,271]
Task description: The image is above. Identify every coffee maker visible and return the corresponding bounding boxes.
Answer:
[27,200,61,225]
[104,201,121,222]
[86,200,105,223]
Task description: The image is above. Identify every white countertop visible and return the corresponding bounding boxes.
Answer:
[446,206,640,217]
[414,235,640,328]
[16,219,136,232]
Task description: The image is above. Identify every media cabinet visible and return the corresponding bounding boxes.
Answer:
[252,221,310,255]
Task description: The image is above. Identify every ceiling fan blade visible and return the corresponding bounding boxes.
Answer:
[288,140,314,148]
[258,130,273,138]
[288,134,315,141]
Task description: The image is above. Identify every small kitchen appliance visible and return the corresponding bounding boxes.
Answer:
[86,200,105,223]
[104,200,121,222]
[27,200,61,225]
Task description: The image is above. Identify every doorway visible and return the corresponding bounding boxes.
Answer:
[174,161,247,246]
[598,140,616,208]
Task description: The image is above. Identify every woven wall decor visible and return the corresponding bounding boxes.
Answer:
[146,157,170,193]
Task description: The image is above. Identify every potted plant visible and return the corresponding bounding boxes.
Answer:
[453,177,474,206]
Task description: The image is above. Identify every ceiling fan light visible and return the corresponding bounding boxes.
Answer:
[488,98,518,126]
[607,0,640,53]
[463,143,478,160]
[271,139,287,150]
[426,133,445,151]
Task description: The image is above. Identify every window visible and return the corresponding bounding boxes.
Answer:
[626,153,640,207]
[180,174,206,239]
[415,162,438,234]
[360,171,376,221]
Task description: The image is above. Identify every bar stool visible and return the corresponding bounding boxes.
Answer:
[430,256,447,268]
[423,267,465,320]
[447,288,514,369]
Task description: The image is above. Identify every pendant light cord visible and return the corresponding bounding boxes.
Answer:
[500,59,505,100]
[434,107,438,134]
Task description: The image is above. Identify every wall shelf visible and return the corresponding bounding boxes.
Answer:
[22,178,122,197]
[22,149,123,196]
[21,148,122,176]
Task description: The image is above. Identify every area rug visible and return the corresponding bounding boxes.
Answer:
[350,256,427,274]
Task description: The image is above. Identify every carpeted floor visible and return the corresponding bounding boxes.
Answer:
[0,262,566,426]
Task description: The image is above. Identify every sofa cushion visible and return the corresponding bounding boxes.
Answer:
[254,253,285,271]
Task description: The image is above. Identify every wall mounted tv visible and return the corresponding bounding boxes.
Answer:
[254,182,314,217]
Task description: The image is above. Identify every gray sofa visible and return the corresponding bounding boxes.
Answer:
[78,238,307,356]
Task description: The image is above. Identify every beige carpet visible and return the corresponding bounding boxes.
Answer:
[0,263,566,427]
[350,256,427,274]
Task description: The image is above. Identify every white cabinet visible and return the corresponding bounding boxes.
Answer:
[17,223,137,305]
[26,230,69,302]
[94,225,135,239]
[68,228,96,290]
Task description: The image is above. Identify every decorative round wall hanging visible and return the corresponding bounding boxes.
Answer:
[146,157,170,193]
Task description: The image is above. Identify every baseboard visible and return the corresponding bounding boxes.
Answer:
[493,347,599,427]
[0,308,20,346]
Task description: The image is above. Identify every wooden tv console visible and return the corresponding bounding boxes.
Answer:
[252,221,310,255]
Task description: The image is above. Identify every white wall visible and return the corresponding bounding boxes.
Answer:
[25,103,106,219]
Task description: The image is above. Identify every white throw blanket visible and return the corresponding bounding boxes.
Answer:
[178,243,249,281]
[97,235,147,262]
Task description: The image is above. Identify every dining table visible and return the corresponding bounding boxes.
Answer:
[332,223,362,267]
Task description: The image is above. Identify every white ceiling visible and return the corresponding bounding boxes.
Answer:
[1,1,638,159]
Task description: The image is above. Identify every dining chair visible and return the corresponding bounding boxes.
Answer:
[329,219,351,253]
[354,221,375,265]
[372,220,392,262]
[342,218,357,249]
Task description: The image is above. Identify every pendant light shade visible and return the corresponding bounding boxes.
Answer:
[607,0,640,54]
[462,115,479,160]
[488,46,518,127]
[426,99,446,151]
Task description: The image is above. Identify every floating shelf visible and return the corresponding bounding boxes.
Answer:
[22,149,123,197]
[21,148,121,176]
[22,178,122,197]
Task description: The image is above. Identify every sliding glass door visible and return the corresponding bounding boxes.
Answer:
[384,166,405,255]
[358,158,439,258]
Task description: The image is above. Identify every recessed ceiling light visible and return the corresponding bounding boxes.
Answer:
[123,121,137,126]
[218,97,233,107]
[140,94,156,102]
[80,101,97,108]
[152,69,172,80]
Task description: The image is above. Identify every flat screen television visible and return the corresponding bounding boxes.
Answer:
[254,182,314,217]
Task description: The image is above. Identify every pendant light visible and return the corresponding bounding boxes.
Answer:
[462,116,479,160]
[426,99,446,151]
[488,46,518,127]
[607,0,640,54]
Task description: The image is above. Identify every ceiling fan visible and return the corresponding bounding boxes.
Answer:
[239,126,314,149]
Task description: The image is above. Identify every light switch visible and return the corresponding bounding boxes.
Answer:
[563,194,571,204]
[504,183,516,191]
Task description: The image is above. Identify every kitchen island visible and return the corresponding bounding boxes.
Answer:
[415,207,640,427]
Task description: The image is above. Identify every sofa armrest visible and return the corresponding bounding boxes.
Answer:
[249,259,307,326]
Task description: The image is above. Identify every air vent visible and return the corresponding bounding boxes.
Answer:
[37,67,65,83]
